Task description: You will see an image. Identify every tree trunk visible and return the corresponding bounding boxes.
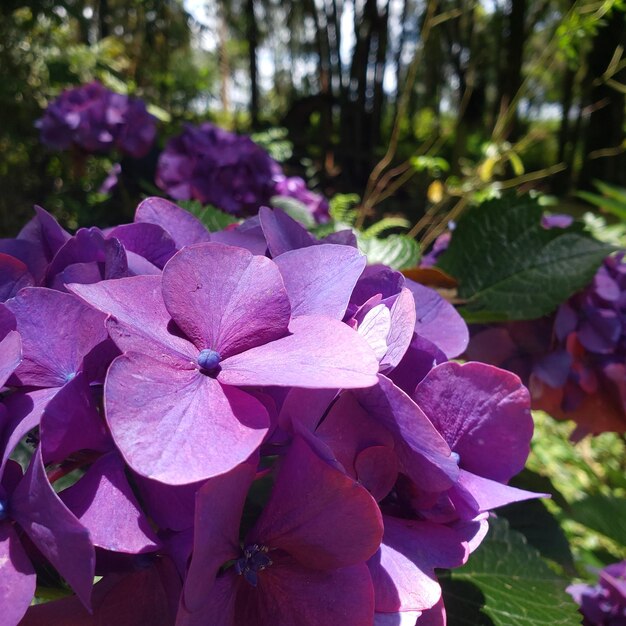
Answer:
[579,10,626,189]
[246,0,260,128]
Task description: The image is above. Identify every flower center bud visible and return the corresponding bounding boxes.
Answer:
[235,544,272,587]
[0,498,8,522]
[451,451,461,465]
[197,349,222,375]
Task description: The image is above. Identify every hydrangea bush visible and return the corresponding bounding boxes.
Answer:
[0,196,543,625]
[156,122,329,221]
[36,81,157,159]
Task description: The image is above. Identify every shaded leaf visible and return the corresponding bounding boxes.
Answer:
[358,234,420,270]
[270,196,316,228]
[437,195,614,322]
[178,201,238,232]
[446,517,580,626]
[569,495,626,548]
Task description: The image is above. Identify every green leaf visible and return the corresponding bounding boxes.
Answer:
[270,196,316,228]
[569,495,626,548]
[497,500,576,574]
[437,195,615,322]
[358,234,420,270]
[577,190,626,221]
[178,201,238,232]
[443,517,580,626]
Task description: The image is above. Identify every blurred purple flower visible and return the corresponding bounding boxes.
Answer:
[568,561,626,625]
[272,175,330,222]
[36,81,156,158]
[156,123,281,214]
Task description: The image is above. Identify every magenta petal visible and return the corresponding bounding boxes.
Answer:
[414,361,533,483]
[369,516,467,612]
[18,205,70,262]
[380,288,416,370]
[162,243,291,357]
[278,387,338,432]
[0,524,36,626]
[355,446,398,501]
[135,197,211,248]
[61,453,159,553]
[40,373,111,462]
[69,276,197,360]
[220,316,379,388]
[415,598,446,626]
[6,287,108,387]
[237,558,376,626]
[0,330,21,388]
[405,278,469,358]
[273,244,366,319]
[455,469,545,512]
[1,388,57,475]
[0,253,34,301]
[183,457,258,612]
[105,352,269,484]
[356,375,458,491]
[249,436,383,570]
[177,570,237,626]
[375,611,422,625]
[10,447,95,608]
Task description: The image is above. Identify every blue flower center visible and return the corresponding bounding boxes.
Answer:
[451,451,461,465]
[197,349,222,374]
[235,544,272,587]
[0,498,8,522]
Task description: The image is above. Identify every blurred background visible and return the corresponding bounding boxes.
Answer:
[2,0,626,236]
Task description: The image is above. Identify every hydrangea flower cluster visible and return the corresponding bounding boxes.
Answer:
[0,198,539,625]
[568,561,626,625]
[36,81,157,158]
[156,122,329,220]
[468,252,626,438]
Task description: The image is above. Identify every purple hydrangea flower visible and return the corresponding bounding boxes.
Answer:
[272,174,330,222]
[36,81,156,158]
[568,561,626,625]
[156,123,282,214]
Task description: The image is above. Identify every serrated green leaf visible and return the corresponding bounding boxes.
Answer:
[437,195,615,322]
[270,196,316,228]
[497,500,576,574]
[329,193,360,224]
[593,179,626,204]
[358,234,420,270]
[445,517,580,626]
[569,495,626,548]
[178,201,238,232]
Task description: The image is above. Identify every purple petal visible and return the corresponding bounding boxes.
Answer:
[413,361,533,483]
[541,213,573,229]
[375,611,422,625]
[18,205,70,262]
[278,387,338,433]
[107,222,177,269]
[0,330,21,388]
[404,278,469,359]
[357,303,392,360]
[69,276,197,360]
[273,244,366,319]
[368,516,466,612]
[105,352,268,484]
[259,205,316,257]
[135,197,211,248]
[0,239,47,284]
[0,253,34,301]
[355,446,398,501]
[40,373,111,462]
[6,287,108,387]
[162,243,291,357]
[0,388,56,476]
[248,436,383,570]
[219,316,379,389]
[352,265,405,303]
[454,469,545,512]
[10,447,95,608]
[183,457,258,612]
[356,375,458,491]
[387,333,447,395]
[0,524,36,625]
[60,453,159,553]
[211,220,268,255]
